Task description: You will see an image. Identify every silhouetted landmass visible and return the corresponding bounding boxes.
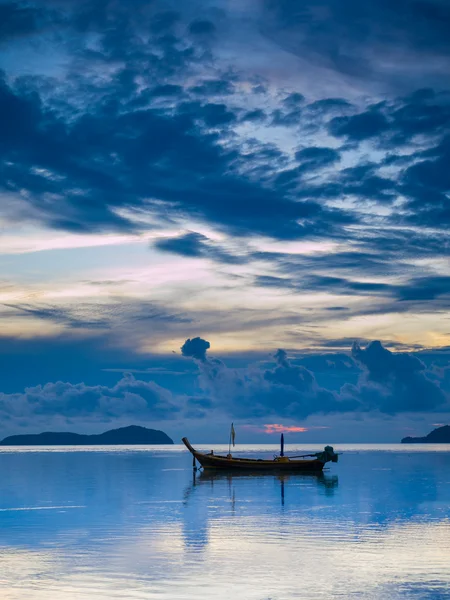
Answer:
[401,425,450,443]
[0,425,173,446]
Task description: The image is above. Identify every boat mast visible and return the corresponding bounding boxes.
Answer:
[228,422,235,455]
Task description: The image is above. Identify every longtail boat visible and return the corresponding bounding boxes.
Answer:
[182,437,339,472]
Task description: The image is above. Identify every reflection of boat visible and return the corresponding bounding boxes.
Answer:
[198,469,338,489]
[184,470,339,508]
[182,437,339,472]
[198,470,333,484]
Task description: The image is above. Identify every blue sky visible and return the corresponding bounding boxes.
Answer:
[0,0,449,442]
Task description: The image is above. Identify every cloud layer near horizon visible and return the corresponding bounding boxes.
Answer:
[1,338,448,438]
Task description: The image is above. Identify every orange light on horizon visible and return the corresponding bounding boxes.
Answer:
[264,424,308,434]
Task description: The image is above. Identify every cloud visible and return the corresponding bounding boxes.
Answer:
[253,271,450,309]
[189,19,216,36]
[0,72,354,240]
[396,276,450,301]
[182,337,449,418]
[402,134,450,228]
[327,92,450,147]
[0,2,53,43]
[295,146,340,169]
[0,335,449,435]
[261,0,450,89]
[329,110,389,140]
[255,273,394,297]
[154,232,245,264]
[187,339,358,419]
[0,373,181,426]
[263,423,308,433]
[347,341,448,412]
[189,79,234,96]
[181,337,211,361]
[2,300,190,330]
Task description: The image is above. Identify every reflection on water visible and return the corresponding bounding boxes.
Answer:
[0,445,449,599]
[188,470,339,507]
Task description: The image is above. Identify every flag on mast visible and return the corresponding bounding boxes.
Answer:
[231,423,236,447]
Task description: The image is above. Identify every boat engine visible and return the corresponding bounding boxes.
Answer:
[314,446,339,463]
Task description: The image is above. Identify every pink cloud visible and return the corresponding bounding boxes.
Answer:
[264,424,309,434]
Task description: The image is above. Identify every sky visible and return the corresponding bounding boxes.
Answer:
[0,0,449,442]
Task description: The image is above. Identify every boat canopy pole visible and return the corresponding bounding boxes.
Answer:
[289,447,340,463]
[287,453,317,459]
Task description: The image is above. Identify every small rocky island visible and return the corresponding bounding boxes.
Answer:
[0,425,174,446]
[401,424,450,444]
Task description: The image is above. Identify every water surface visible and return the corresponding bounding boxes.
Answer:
[0,444,449,599]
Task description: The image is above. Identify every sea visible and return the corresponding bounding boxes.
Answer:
[0,444,449,600]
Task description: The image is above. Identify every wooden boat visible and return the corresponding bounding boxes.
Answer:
[182,437,338,472]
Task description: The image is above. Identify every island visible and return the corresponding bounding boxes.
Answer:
[0,425,174,446]
[401,424,450,444]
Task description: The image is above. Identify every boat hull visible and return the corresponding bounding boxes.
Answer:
[182,437,324,472]
[194,452,324,472]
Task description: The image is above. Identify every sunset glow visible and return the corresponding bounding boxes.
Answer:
[264,425,309,434]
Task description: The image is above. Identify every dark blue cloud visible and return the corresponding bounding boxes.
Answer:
[295,146,340,172]
[396,276,450,302]
[189,79,234,96]
[194,343,357,419]
[305,98,354,114]
[282,92,304,108]
[240,109,267,123]
[262,0,450,86]
[1,0,448,249]
[271,107,302,127]
[189,19,216,36]
[155,232,208,258]
[181,337,211,361]
[150,11,180,34]
[348,341,448,412]
[329,110,389,140]
[0,334,448,434]
[154,232,245,264]
[401,134,450,227]
[0,373,181,425]
[328,92,450,148]
[195,102,237,126]
[255,271,449,303]
[190,338,449,418]
[254,267,450,316]
[2,300,190,330]
[149,83,184,97]
[0,2,54,42]
[0,70,357,239]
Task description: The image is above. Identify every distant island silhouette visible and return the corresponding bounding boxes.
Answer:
[401,424,450,444]
[0,425,174,446]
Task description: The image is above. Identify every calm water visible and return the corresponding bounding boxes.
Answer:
[0,444,449,600]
